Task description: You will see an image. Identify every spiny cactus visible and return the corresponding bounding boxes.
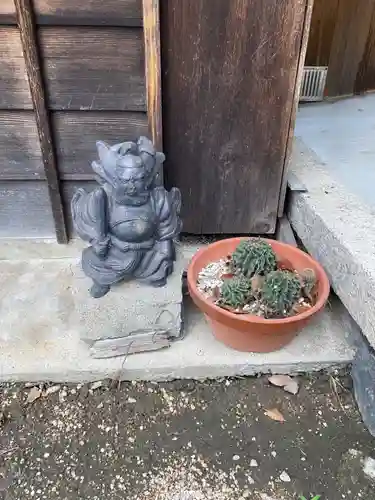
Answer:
[232,239,277,278]
[220,276,252,309]
[299,268,317,298]
[262,270,302,316]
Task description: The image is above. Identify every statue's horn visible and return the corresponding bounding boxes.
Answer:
[96,141,111,164]
[156,152,166,163]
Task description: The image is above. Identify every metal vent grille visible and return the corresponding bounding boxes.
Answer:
[300,66,328,102]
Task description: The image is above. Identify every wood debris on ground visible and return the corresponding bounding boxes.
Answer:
[268,375,299,395]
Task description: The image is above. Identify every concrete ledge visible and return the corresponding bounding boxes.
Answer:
[0,292,355,382]
[288,137,375,348]
[0,236,356,382]
[0,238,85,260]
[0,238,201,261]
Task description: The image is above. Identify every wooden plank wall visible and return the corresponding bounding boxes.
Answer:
[0,0,150,239]
[0,0,142,26]
[306,0,375,96]
[355,5,375,93]
[305,0,339,67]
[15,0,67,242]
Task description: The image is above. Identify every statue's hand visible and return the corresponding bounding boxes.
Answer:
[92,238,110,259]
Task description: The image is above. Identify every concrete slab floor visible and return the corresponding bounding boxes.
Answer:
[0,374,374,499]
[0,292,355,382]
[0,236,355,381]
[296,94,375,211]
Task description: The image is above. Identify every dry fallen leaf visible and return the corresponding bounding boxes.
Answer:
[268,374,299,395]
[268,374,293,387]
[26,387,41,404]
[284,380,299,395]
[264,408,285,422]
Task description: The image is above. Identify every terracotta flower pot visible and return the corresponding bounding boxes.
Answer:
[187,238,330,353]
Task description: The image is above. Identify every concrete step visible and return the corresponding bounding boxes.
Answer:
[0,293,355,383]
[0,237,356,382]
[288,137,375,352]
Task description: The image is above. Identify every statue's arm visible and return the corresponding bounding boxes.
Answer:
[155,187,182,241]
[110,234,154,252]
[89,188,110,258]
[71,186,110,258]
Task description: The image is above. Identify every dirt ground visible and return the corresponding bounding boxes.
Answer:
[0,373,374,500]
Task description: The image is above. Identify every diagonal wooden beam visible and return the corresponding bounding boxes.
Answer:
[14,0,68,243]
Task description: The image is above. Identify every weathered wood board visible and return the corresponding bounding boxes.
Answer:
[0,112,43,179]
[307,0,375,96]
[142,0,163,152]
[15,0,68,243]
[355,4,375,93]
[277,0,313,218]
[0,0,142,26]
[39,27,146,111]
[305,0,339,66]
[34,0,142,26]
[161,0,308,233]
[0,27,32,109]
[0,1,16,24]
[89,331,171,359]
[52,112,148,178]
[326,0,375,97]
[0,0,153,242]
[0,181,54,237]
[0,111,149,180]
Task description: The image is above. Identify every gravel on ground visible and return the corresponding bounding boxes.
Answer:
[0,373,374,500]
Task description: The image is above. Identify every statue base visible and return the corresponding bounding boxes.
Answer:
[76,250,188,358]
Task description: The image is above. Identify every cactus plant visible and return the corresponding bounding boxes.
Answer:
[299,268,317,298]
[232,239,277,278]
[220,276,252,309]
[262,270,302,317]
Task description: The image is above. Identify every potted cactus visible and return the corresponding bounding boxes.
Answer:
[187,238,330,352]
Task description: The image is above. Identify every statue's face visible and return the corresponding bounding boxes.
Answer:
[117,167,148,196]
[113,153,150,201]
[113,165,151,206]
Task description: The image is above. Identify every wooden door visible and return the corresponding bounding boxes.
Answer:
[161,0,310,234]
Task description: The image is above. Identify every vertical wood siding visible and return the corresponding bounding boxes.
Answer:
[307,0,375,96]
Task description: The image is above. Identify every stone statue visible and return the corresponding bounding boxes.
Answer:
[71,136,182,298]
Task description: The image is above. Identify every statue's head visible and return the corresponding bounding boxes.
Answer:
[92,136,165,204]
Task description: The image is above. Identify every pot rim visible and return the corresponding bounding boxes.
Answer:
[187,237,330,325]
